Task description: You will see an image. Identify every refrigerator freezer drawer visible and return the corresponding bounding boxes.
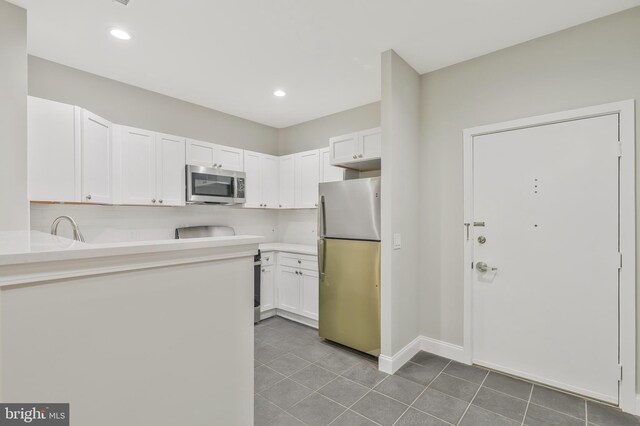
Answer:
[319,238,381,356]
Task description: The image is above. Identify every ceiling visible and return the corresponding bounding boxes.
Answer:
[11,0,640,128]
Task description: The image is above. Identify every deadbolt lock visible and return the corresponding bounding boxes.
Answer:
[477,236,486,244]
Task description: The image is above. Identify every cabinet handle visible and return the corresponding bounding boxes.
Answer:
[152,199,156,203]
[266,257,270,261]
[86,194,92,200]
[279,204,282,208]
[358,154,363,158]
[352,155,357,159]
[159,199,163,204]
[298,260,302,264]
[262,268,265,272]
[315,203,318,207]
[218,164,222,168]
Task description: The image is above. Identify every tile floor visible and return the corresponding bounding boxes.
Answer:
[254,316,639,426]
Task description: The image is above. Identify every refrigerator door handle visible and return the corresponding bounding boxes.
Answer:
[318,238,326,280]
[318,195,327,238]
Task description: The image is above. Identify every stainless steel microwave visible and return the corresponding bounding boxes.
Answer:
[186,165,246,205]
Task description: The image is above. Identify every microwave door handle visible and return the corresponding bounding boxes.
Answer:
[233,177,238,202]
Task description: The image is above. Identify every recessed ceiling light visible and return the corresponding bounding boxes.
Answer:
[109,28,131,40]
[273,90,286,97]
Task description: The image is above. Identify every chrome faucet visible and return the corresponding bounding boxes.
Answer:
[51,215,85,242]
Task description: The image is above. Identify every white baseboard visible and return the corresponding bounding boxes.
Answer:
[275,310,318,329]
[379,335,467,374]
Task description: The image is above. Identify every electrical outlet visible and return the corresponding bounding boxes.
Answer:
[393,233,401,249]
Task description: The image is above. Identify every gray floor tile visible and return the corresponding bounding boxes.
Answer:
[531,385,586,420]
[254,394,284,426]
[461,405,521,426]
[316,350,364,374]
[444,361,488,384]
[291,340,336,363]
[395,362,441,387]
[330,409,378,426]
[412,387,469,425]
[265,412,307,426]
[351,391,408,426]
[410,352,450,370]
[289,393,346,426]
[255,341,288,364]
[261,378,313,409]
[374,375,425,405]
[472,386,527,422]
[255,326,289,346]
[587,400,640,426]
[430,373,480,402]
[318,376,369,407]
[342,362,388,388]
[267,353,310,376]
[483,371,533,400]
[395,408,451,426]
[290,364,338,391]
[525,403,585,426]
[255,365,286,393]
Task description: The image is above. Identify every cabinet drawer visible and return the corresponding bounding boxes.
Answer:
[261,251,275,266]
[278,253,317,271]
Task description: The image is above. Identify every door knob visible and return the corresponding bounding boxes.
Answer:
[476,262,497,273]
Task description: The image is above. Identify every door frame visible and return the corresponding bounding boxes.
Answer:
[462,100,636,412]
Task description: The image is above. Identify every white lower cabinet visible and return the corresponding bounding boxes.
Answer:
[260,264,276,312]
[273,252,319,325]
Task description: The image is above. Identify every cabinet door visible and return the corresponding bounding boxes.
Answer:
[300,268,319,320]
[278,155,295,209]
[120,127,156,205]
[243,150,262,208]
[319,147,343,183]
[81,110,112,204]
[329,132,358,165]
[359,127,381,160]
[186,139,215,168]
[28,97,79,202]
[277,267,301,314]
[157,133,186,206]
[261,154,279,209]
[215,145,244,171]
[261,265,275,312]
[295,150,320,208]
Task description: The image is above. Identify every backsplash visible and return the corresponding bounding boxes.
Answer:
[30,203,279,244]
[277,209,318,246]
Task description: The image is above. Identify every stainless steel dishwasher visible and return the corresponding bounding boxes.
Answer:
[175,226,261,323]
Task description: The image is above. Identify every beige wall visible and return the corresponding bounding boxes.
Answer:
[381,50,421,357]
[419,6,640,381]
[277,102,380,155]
[0,1,28,231]
[28,56,279,155]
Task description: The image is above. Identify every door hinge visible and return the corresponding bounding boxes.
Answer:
[617,364,623,381]
[619,252,623,269]
[617,141,622,157]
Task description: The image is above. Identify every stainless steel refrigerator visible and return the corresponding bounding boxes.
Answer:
[318,177,381,356]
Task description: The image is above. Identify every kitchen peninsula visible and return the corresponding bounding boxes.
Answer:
[0,231,260,426]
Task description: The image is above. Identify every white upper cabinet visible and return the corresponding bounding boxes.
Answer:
[261,155,279,208]
[319,147,343,183]
[81,109,112,204]
[243,150,279,208]
[295,149,320,208]
[119,126,157,206]
[186,139,243,171]
[156,133,186,206]
[116,127,186,206]
[329,127,381,171]
[28,96,80,202]
[278,155,295,209]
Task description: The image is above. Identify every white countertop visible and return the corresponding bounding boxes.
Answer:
[259,242,317,256]
[0,231,263,267]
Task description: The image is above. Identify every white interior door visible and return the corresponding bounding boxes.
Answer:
[472,114,620,403]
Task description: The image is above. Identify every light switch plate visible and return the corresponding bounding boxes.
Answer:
[393,233,401,249]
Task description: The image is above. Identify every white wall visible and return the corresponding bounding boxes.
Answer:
[30,204,278,244]
[0,1,28,231]
[277,209,318,246]
[418,7,640,384]
[381,50,421,357]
